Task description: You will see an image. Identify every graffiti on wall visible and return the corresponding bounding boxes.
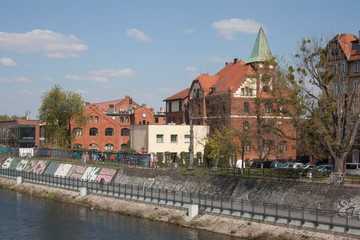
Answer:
[54,164,72,177]
[0,147,13,154]
[81,167,101,182]
[43,162,61,176]
[19,148,34,158]
[67,165,86,179]
[119,154,150,167]
[95,168,117,183]
[339,197,360,216]
[1,158,13,169]
[16,160,29,171]
[33,160,47,174]
[8,158,21,170]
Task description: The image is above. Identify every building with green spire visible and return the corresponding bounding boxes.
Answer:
[246,27,272,64]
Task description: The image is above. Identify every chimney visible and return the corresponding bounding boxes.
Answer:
[142,103,146,108]
[85,102,90,105]
[25,111,30,120]
[225,62,228,66]
[234,58,238,64]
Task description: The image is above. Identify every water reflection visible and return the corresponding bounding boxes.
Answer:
[0,189,239,240]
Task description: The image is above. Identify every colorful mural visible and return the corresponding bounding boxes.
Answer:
[44,162,61,176]
[81,167,101,182]
[1,158,13,169]
[67,165,86,179]
[54,164,72,177]
[15,160,29,171]
[95,168,117,183]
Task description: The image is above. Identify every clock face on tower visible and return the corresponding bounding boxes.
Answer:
[142,113,147,118]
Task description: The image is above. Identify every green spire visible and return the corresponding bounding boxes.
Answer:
[246,27,272,64]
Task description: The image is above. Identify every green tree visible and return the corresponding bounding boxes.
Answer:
[38,85,87,148]
[0,114,26,121]
[278,37,360,185]
[207,127,236,168]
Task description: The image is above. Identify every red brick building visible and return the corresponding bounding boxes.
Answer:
[71,95,166,151]
[164,27,297,161]
[0,119,40,148]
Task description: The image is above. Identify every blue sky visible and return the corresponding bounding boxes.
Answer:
[0,0,359,118]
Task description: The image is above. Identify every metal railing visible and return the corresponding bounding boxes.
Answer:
[1,168,359,235]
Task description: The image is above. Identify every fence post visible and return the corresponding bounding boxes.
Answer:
[315,208,319,226]
[288,205,291,223]
[150,187,153,202]
[158,189,160,203]
[125,184,127,198]
[346,213,349,232]
[275,203,278,221]
[220,196,223,213]
[329,210,333,229]
[252,201,255,218]
[181,192,184,206]
[301,207,305,225]
[173,190,176,205]
[137,185,139,200]
[166,189,168,204]
[190,192,192,204]
[230,198,233,215]
[131,185,133,198]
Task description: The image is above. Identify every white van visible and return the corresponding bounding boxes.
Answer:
[346,163,360,176]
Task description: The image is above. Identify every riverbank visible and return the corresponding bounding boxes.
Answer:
[0,177,357,240]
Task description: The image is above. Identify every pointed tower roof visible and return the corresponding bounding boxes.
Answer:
[246,27,272,64]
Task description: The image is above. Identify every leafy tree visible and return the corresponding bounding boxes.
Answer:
[0,114,26,121]
[278,37,360,185]
[207,127,236,167]
[38,85,87,148]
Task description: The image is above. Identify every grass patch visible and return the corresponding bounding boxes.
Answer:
[149,215,157,221]
[169,215,183,225]
[44,192,56,200]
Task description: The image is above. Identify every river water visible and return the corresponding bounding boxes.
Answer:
[0,189,239,240]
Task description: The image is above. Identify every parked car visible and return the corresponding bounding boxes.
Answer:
[282,163,304,169]
[318,165,332,175]
[250,161,261,168]
[270,162,284,168]
[303,164,315,170]
[346,163,360,176]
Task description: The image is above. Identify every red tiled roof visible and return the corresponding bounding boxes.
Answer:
[334,33,358,60]
[195,74,218,96]
[86,97,141,112]
[163,88,189,101]
[210,60,254,96]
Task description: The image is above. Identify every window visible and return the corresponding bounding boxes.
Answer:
[155,117,159,123]
[168,102,172,112]
[121,144,127,151]
[342,62,347,73]
[112,116,116,120]
[105,128,114,136]
[105,143,114,151]
[179,100,183,111]
[184,135,190,143]
[355,61,359,73]
[156,134,164,143]
[279,141,287,152]
[334,64,338,74]
[90,116,93,122]
[198,104,201,115]
[94,116,99,122]
[109,104,115,112]
[171,134,178,143]
[265,102,272,113]
[244,141,251,152]
[73,143,82,149]
[73,128,82,136]
[354,80,359,92]
[143,120,146,125]
[89,128,98,136]
[243,121,249,131]
[120,117,124,123]
[244,102,249,113]
[89,143,98,147]
[342,82,347,92]
[125,117,129,123]
[241,88,245,96]
[333,83,339,96]
[121,128,129,136]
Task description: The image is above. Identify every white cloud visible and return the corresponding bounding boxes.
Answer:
[0,29,88,58]
[126,28,152,42]
[203,56,229,63]
[0,77,32,83]
[42,77,56,82]
[182,28,195,34]
[66,68,137,82]
[185,66,198,72]
[0,57,17,66]
[75,89,90,96]
[211,18,263,40]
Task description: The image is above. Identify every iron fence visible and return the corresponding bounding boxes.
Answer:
[1,168,359,235]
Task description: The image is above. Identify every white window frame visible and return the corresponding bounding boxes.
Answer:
[156,134,164,143]
[170,134,178,143]
[354,61,359,73]
[184,135,190,143]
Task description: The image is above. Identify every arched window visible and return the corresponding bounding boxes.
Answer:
[105,128,114,136]
[73,128,82,136]
[120,117,124,122]
[105,143,114,151]
[278,141,287,152]
[121,128,130,136]
[89,143,98,147]
[89,128,98,136]
[244,102,249,113]
[243,121,249,131]
[73,143,82,149]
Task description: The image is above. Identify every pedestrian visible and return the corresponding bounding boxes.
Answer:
[110,155,114,164]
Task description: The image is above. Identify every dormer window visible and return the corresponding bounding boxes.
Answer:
[211,87,216,93]
[109,104,115,112]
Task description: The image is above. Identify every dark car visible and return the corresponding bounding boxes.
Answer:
[250,161,261,168]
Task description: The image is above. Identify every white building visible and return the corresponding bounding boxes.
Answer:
[130,125,209,163]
